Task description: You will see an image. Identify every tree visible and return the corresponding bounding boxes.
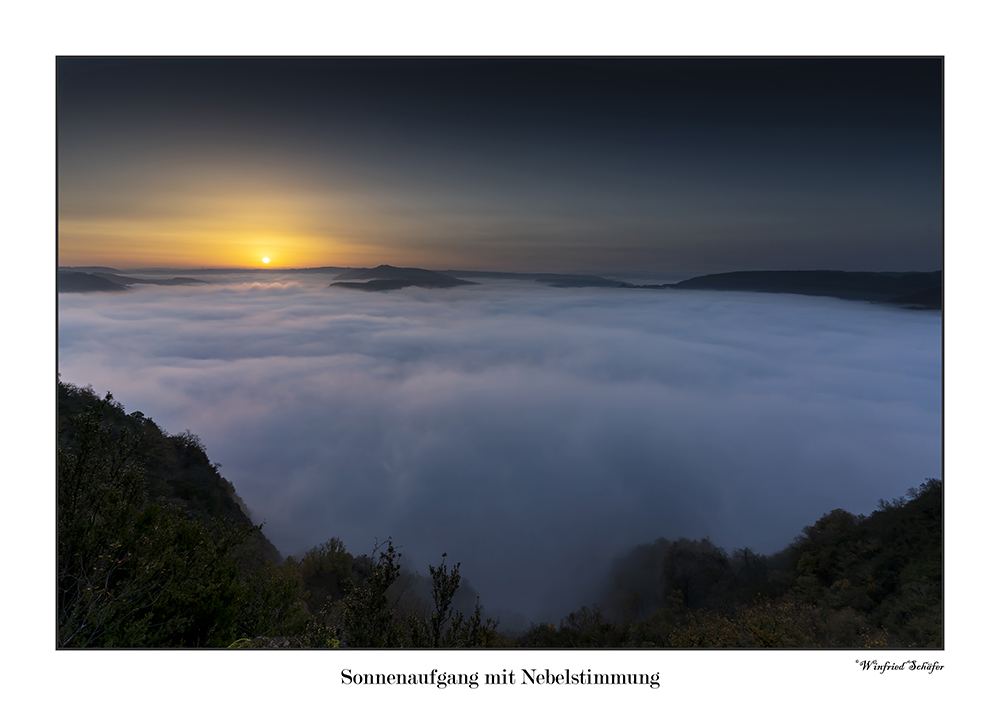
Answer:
[297,536,355,611]
[340,541,500,647]
[58,393,287,647]
[58,395,151,646]
[662,538,732,610]
[340,538,405,647]
[409,554,499,647]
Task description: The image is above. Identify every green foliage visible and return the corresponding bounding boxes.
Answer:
[427,554,461,646]
[340,538,407,647]
[58,384,308,647]
[516,605,628,648]
[534,479,941,648]
[662,537,733,610]
[58,395,150,647]
[787,478,942,646]
[407,554,500,647]
[58,380,281,561]
[298,599,343,648]
[297,537,355,612]
[233,559,312,641]
[668,598,825,648]
[338,541,501,647]
[58,397,256,646]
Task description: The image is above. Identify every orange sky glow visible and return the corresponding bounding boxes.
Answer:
[57,58,943,275]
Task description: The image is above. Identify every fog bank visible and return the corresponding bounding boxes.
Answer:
[57,272,941,623]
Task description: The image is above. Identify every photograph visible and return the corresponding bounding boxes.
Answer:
[56,57,942,651]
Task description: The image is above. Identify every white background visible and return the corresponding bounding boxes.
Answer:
[5,2,993,704]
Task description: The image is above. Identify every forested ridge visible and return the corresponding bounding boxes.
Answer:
[57,380,941,648]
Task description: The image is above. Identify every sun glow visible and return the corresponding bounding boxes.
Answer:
[262,257,270,264]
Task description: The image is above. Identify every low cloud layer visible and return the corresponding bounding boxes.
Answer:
[58,272,942,623]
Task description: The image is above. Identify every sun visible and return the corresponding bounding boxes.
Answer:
[262,257,270,264]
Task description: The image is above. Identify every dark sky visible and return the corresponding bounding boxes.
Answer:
[58,58,942,274]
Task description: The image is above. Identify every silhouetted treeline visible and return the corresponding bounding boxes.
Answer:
[517,478,941,647]
[57,379,941,648]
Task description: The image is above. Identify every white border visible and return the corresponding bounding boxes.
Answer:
[9,2,994,704]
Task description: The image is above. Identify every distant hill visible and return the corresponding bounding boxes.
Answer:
[331,279,431,292]
[58,272,128,292]
[441,270,630,288]
[94,274,207,286]
[534,274,627,288]
[666,270,942,309]
[330,265,476,290]
[887,286,942,309]
[59,266,123,274]
[438,269,540,281]
[284,266,352,274]
[58,271,206,292]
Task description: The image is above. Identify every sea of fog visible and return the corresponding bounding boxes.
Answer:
[57,271,942,626]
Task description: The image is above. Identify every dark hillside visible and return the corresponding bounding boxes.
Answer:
[535,274,627,287]
[330,265,475,290]
[57,379,501,648]
[573,478,942,648]
[787,478,942,646]
[58,272,127,293]
[57,381,313,647]
[91,274,207,286]
[888,286,942,309]
[670,270,942,308]
[58,380,280,563]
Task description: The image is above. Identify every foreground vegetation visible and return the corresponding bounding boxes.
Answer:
[57,380,941,648]
[517,478,941,648]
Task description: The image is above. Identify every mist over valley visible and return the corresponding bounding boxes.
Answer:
[57,267,942,626]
